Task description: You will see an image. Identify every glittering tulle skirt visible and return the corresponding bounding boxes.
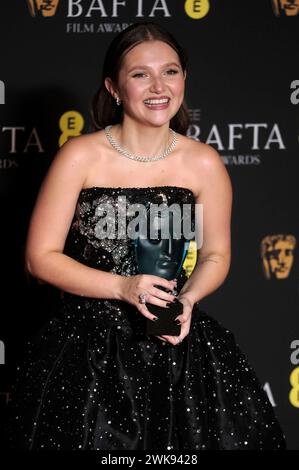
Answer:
[7,294,286,450]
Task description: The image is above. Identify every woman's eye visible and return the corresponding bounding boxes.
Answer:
[166,69,178,75]
[132,69,179,78]
[132,73,146,78]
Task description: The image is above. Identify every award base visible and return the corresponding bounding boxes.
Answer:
[145,300,183,336]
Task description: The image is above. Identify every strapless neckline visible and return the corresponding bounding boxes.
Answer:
[80,185,195,198]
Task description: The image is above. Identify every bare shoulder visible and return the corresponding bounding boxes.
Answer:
[33,132,104,204]
[56,131,102,163]
[180,136,222,167]
[177,134,232,199]
[52,131,105,181]
[25,131,107,256]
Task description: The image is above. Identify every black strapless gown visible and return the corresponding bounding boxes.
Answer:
[8,186,286,450]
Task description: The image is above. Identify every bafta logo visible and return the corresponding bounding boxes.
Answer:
[27,0,60,17]
[261,234,296,279]
[272,0,299,16]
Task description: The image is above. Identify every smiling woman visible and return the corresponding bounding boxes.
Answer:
[107,42,186,134]
[7,22,286,451]
[91,22,189,137]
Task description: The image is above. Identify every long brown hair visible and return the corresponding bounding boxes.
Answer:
[90,22,190,135]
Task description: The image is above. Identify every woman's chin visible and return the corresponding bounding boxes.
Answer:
[133,111,177,127]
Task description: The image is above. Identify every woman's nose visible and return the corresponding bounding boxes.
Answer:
[150,76,164,93]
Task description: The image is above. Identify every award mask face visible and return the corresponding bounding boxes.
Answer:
[135,204,189,280]
[27,0,60,17]
[134,198,192,336]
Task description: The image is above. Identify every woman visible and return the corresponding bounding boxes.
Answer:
[9,22,286,450]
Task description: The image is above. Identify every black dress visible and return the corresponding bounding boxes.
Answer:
[8,186,286,450]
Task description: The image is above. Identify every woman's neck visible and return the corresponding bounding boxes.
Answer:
[113,120,172,157]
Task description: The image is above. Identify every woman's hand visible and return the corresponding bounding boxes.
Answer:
[119,274,177,321]
[156,296,194,346]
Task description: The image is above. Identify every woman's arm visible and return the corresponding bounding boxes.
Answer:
[179,144,233,304]
[25,135,125,300]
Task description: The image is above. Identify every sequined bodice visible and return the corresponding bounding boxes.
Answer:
[63,186,195,279]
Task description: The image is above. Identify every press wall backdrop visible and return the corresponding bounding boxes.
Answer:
[0,0,298,449]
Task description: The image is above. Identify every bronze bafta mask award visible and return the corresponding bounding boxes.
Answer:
[27,0,60,17]
[134,199,190,336]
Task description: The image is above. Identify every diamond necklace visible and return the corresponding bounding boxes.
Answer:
[104,125,178,163]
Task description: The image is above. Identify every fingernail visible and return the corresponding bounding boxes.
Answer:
[153,317,158,321]
[166,302,172,307]
[174,319,181,325]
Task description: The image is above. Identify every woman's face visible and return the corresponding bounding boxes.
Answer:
[114,40,186,127]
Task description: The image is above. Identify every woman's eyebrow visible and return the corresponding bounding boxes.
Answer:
[127,62,180,73]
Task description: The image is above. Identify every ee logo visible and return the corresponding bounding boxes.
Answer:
[184,0,210,19]
[59,111,84,146]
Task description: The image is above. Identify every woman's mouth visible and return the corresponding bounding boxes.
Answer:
[143,98,170,110]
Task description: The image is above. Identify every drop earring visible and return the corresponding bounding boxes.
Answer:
[116,97,121,106]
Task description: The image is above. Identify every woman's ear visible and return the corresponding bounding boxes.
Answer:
[104,77,118,100]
